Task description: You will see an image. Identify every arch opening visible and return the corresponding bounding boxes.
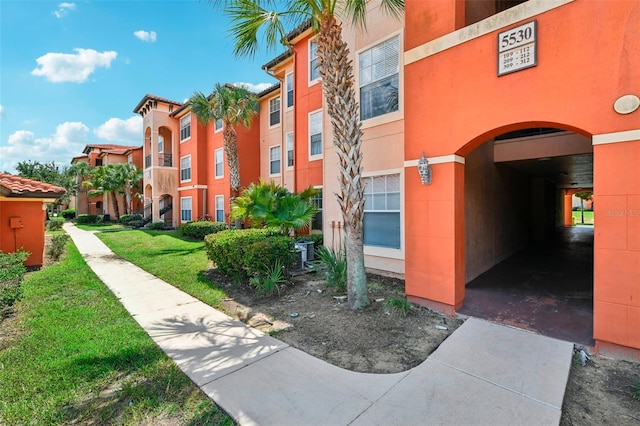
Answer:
[458,125,595,346]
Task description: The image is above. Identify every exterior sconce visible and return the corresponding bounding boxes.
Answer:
[417,152,432,185]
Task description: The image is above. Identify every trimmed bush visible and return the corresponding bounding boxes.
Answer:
[148,221,166,230]
[180,221,228,240]
[46,219,65,231]
[76,214,99,224]
[245,237,297,278]
[204,228,282,278]
[47,234,70,261]
[120,214,142,224]
[129,220,146,229]
[0,250,29,309]
[61,209,76,219]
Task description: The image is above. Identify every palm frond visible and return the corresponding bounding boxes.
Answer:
[188,91,216,125]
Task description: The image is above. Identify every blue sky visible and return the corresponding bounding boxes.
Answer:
[0,0,281,174]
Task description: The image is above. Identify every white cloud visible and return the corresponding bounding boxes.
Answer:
[0,104,4,119]
[31,48,118,83]
[54,2,76,18]
[1,122,89,173]
[233,82,274,93]
[134,30,157,43]
[94,116,142,143]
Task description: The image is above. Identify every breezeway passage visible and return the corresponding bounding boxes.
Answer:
[64,222,573,426]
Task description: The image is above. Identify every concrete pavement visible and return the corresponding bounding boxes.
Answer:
[64,223,574,425]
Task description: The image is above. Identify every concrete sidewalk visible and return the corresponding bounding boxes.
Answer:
[64,223,574,425]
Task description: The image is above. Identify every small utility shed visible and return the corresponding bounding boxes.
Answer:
[0,173,66,267]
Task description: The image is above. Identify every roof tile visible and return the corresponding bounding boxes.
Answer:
[0,173,66,197]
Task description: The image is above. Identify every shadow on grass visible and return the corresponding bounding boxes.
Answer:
[65,345,164,382]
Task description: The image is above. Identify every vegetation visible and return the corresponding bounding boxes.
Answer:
[572,210,594,225]
[386,297,412,317]
[119,213,143,225]
[46,218,65,231]
[220,0,404,309]
[232,180,318,235]
[249,258,286,296]
[46,234,70,261]
[0,242,230,425]
[76,214,99,224]
[574,190,593,225]
[179,220,228,240]
[188,83,259,197]
[0,250,29,310]
[147,221,166,230]
[61,208,76,219]
[316,245,347,290]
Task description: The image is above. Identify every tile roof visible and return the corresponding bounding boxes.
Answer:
[133,93,183,113]
[0,173,66,198]
[82,144,140,154]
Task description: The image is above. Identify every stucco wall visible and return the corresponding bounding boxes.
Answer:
[0,200,46,267]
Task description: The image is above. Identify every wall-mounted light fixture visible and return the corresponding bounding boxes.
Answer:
[417,152,432,185]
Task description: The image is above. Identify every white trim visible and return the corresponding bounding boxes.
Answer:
[214,118,224,134]
[177,185,208,191]
[179,154,192,183]
[214,148,224,179]
[180,196,193,223]
[179,114,191,143]
[404,155,465,168]
[268,95,281,128]
[405,0,575,66]
[592,129,640,146]
[269,144,282,176]
[285,72,294,110]
[308,108,323,161]
[308,38,320,86]
[214,194,225,222]
[286,131,295,170]
[364,245,403,259]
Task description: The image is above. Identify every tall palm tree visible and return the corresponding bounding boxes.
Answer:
[114,163,143,215]
[218,0,404,309]
[188,83,259,197]
[87,164,124,220]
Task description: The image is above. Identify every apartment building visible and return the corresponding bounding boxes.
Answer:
[133,0,640,356]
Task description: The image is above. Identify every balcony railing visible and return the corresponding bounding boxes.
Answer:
[145,153,173,168]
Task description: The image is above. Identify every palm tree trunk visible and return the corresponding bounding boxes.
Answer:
[110,190,120,220]
[317,16,369,309]
[223,127,241,195]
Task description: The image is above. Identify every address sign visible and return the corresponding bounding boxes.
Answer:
[498,20,537,76]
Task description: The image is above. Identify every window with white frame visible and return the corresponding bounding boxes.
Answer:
[270,146,281,175]
[180,114,191,141]
[309,110,322,157]
[215,195,224,222]
[180,197,192,222]
[359,36,399,121]
[311,187,323,231]
[158,135,163,153]
[269,97,281,126]
[214,148,223,178]
[309,40,320,82]
[363,174,400,249]
[286,72,294,108]
[215,118,223,132]
[127,154,133,164]
[180,155,191,182]
[286,132,294,168]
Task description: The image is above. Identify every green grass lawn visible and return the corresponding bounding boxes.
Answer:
[75,222,128,232]
[572,210,594,225]
[96,230,228,309]
[0,241,232,425]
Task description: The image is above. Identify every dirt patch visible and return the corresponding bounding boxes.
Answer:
[207,268,640,421]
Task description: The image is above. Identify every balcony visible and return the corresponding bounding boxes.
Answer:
[145,153,173,169]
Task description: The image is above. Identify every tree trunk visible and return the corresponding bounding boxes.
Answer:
[580,199,584,224]
[110,190,120,220]
[224,126,241,194]
[317,16,369,309]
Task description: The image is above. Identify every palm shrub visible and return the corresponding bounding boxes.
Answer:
[249,258,286,296]
[316,245,347,290]
[180,221,228,240]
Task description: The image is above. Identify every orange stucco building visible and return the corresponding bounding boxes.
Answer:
[0,174,66,267]
[129,0,639,356]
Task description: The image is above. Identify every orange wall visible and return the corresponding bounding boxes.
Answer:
[0,200,47,267]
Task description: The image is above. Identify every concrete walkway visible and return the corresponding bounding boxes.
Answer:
[64,223,574,425]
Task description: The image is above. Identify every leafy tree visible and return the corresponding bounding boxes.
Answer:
[15,160,72,208]
[574,190,593,224]
[218,0,404,309]
[86,165,123,219]
[232,180,318,236]
[115,163,143,215]
[188,83,259,197]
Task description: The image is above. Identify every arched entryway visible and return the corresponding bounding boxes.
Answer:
[159,194,173,228]
[458,126,594,345]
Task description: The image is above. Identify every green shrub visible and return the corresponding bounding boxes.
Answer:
[47,234,70,262]
[180,221,228,240]
[61,209,76,219]
[46,219,64,231]
[204,228,282,278]
[245,237,297,278]
[316,245,347,290]
[148,221,166,230]
[386,297,412,317]
[0,250,29,309]
[130,220,146,229]
[249,258,286,296]
[76,214,99,224]
[120,214,143,224]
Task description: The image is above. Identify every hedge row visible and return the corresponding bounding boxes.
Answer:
[180,221,228,240]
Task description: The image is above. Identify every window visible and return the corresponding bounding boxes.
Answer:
[286,72,294,108]
[214,148,223,178]
[158,135,163,153]
[311,188,323,231]
[180,114,191,141]
[269,97,281,126]
[270,146,281,175]
[180,197,192,222]
[363,174,400,249]
[359,36,399,121]
[286,132,294,168]
[215,118,223,132]
[215,196,224,222]
[309,40,320,82]
[309,110,322,157]
[180,155,191,182]
[127,154,133,164]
